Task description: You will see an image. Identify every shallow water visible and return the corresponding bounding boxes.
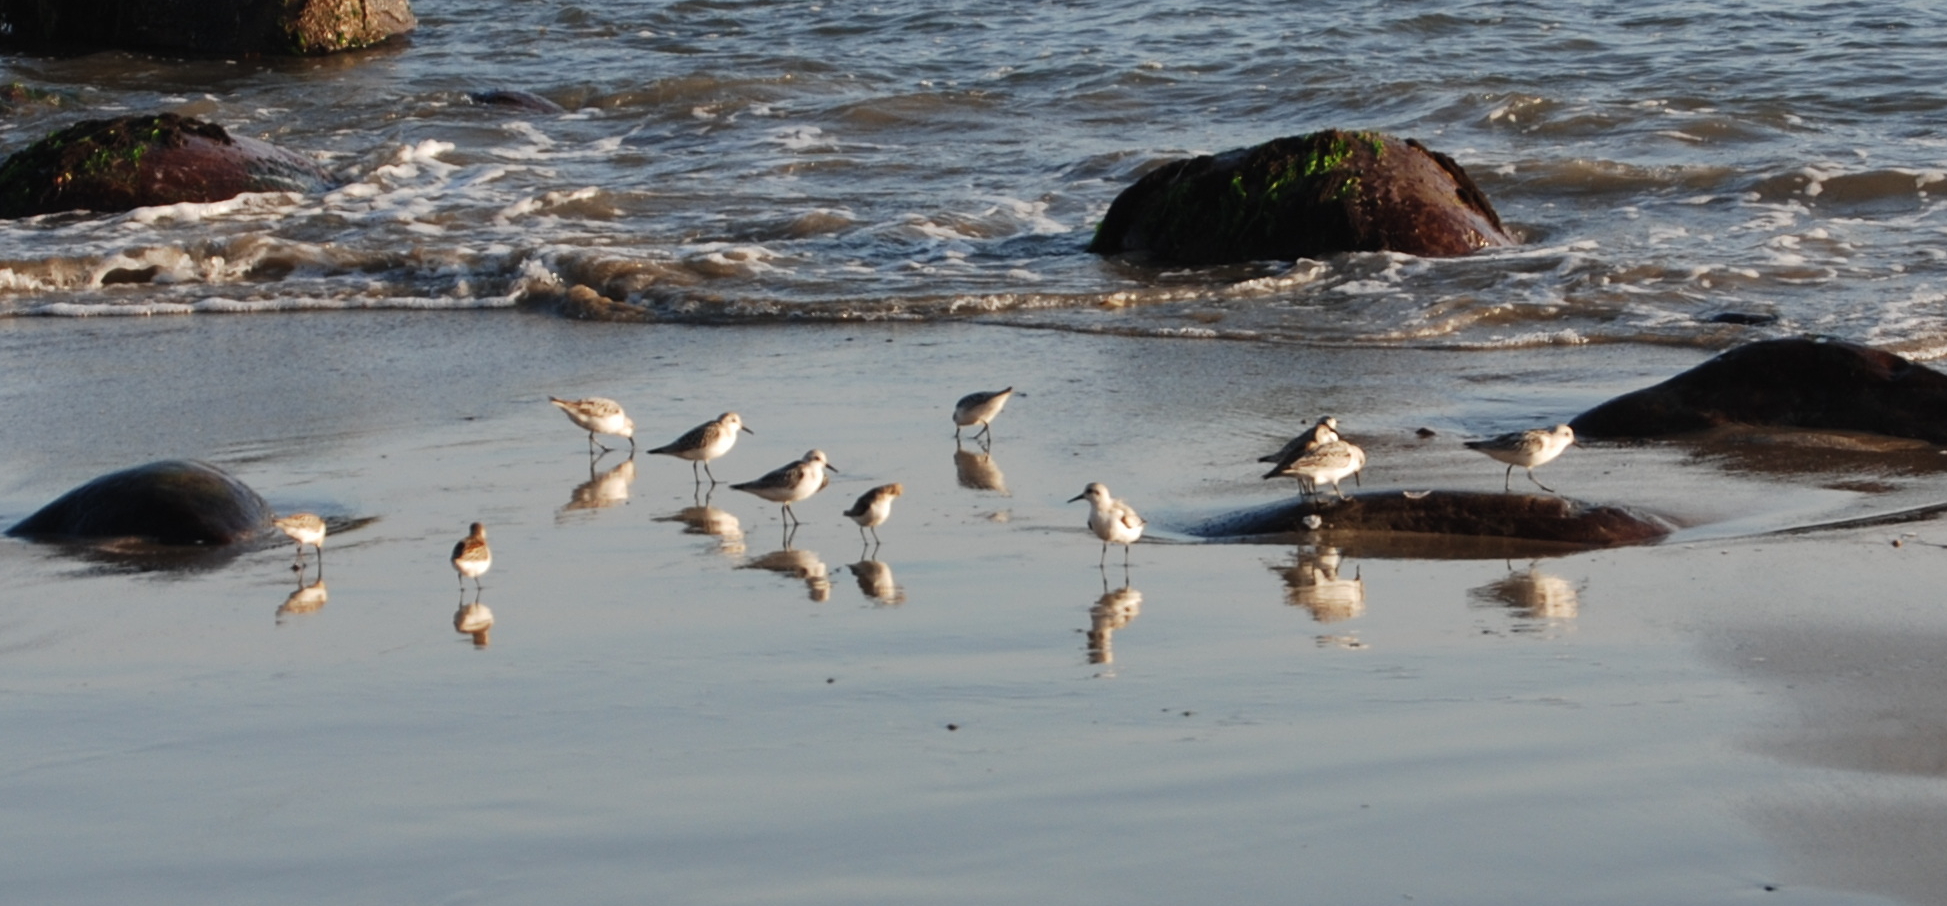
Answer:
[3,314,1946,904]
[2,0,1946,352]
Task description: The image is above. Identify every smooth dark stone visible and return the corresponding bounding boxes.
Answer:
[0,0,415,56]
[8,460,274,546]
[1704,311,1778,326]
[1087,129,1516,264]
[0,113,332,219]
[1570,338,1947,444]
[1189,490,1672,549]
[469,90,568,114]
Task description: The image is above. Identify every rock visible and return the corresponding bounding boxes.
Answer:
[0,0,415,56]
[1570,338,1947,444]
[0,113,332,219]
[7,460,275,546]
[1189,490,1671,549]
[1087,129,1516,264]
[469,90,568,114]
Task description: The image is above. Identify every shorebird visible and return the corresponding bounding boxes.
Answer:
[842,482,903,548]
[648,412,752,484]
[1068,482,1146,568]
[548,396,636,455]
[450,522,492,593]
[953,387,1014,444]
[272,512,326,568]
[1272,438,1367,500]
[1466,424,1575,493]
[1259,416,1341,478]
[731,449,836,526]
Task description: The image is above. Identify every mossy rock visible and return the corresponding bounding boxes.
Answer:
[0,113,332,219]
[0,0,415,56]
[1088,129,1516,264]
[8,460,275,546]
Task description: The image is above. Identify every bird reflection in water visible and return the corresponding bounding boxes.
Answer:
[848,559,906,605]
[744,546,832,602]
[275,576,327,625]
[654,488,746,558]
[1470,564,1582,629]
[453,600,493,648]
[1086,576,1143,666]
[1279,545,1366,625]
[953,445,1008,495]
[558,456,636,519]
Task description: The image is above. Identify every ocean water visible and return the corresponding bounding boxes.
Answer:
[3,0,1945,353]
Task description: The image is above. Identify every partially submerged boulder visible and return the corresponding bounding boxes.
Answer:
[1190,490,1671,549]
[1571,338,1947,444]
[0,113,332,219]
[1088,129,1516,264]
[0,0,415,56]
[7,460,275,546]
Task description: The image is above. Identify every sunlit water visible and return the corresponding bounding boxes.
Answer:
[3,0,1945,352]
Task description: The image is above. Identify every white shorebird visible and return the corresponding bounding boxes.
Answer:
[1068,482,1146,568]
[648,412,753,484]
[450,522,492,593]
[1465,424,1575,493]
[548,396,636,455]
[1272,438,1367,500]
[731,449,836,526]
[272,512,326,567]
[842,482,903,548]
[953,387,1014,443]
[1259,415,1341,478]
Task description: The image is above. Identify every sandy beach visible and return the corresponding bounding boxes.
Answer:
[3,311,1946,904]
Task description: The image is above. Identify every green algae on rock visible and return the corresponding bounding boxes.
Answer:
[1087,130,1516,264]
[0,113,332,219]
[0,0,415,56]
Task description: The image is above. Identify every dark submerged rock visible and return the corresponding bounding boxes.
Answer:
[469,90,568,114]
[1571,338,1947,444]
[0,113,331,219]
[1190,490,1671,549]
[7,460,275,546]
[1087,129,1516,265]
[0,0,415,56]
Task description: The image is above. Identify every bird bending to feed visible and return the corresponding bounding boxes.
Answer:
[953,387,1014,443]
[731,449,836,525]
[548,396,636,455]
[1259,415,1341,477]
[843,482,903,548]
[1068,482,1146,567]
[1466,424,1575,493]
[451,522,492,592]
[1272,438,1366,500]
[272,512,326,565]
[649,412,753,484]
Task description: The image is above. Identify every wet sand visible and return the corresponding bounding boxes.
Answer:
[1,312,1944,905]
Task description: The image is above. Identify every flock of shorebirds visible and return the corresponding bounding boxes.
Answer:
[267,387,1579,609]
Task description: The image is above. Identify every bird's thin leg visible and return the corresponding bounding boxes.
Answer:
[869,526,881,546]
[1527,469,1557,494]
[628,436,637,457]
[1099,541,1109,568]
[1503,464,1515,493]
[704,462,719,486]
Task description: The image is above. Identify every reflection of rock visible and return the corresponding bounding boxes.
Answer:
[656,503,745,557]
[1280,546,1366,623]
[744,548,831,602]
[1469,567,1580,620]
[848,560,906,605]
[7,459,275,546]
[560,458,635,516]
[0,0,417,56]
[276,578,328,624]
[1087,129,1515,264]
[453,601,493,648]
[1571,338,1947,444]
[1192,490,1670,548]
[0,114,332,219]
[1087,584,1143,665]
[954,448,1008,495]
